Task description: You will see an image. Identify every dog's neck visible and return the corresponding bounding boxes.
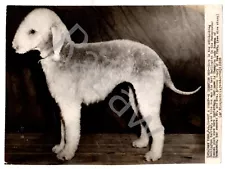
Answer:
[39,38,72,60]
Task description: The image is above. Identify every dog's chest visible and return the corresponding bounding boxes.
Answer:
[41,61,76,100]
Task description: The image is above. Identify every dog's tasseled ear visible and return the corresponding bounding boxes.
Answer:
[51,24,67,61]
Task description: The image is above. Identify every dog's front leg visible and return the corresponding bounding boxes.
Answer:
[56,101,81,161]
[52,119,65,154]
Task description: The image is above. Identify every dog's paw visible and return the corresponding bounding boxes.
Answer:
[52,144,64,154]
[132,138,148,148]
[145,150,162,162]
[56,149,75,161]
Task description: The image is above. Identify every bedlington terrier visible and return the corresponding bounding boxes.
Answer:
[12,8,201,162]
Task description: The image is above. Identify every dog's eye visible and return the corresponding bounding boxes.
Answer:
[28,29,36,35]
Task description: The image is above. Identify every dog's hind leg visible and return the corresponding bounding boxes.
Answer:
[132,124,149,148]
[128,87,149,148]
[136,89,165,161]
[52,119,65,154]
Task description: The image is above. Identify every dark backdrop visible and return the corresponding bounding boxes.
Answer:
[6,6,205,135]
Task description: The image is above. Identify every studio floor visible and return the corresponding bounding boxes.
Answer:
[5,133,204,165]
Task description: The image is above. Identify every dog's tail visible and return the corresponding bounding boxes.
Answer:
[162,64,201,95]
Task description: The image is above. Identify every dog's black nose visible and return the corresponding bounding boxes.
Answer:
[12,41,19,50]
[14,45,19,50]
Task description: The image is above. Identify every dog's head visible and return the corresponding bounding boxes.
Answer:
[12,8,71,61]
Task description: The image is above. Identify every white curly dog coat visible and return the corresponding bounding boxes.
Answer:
[12,8,201,161]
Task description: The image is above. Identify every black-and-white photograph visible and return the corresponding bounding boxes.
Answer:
[5,6,205,164]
